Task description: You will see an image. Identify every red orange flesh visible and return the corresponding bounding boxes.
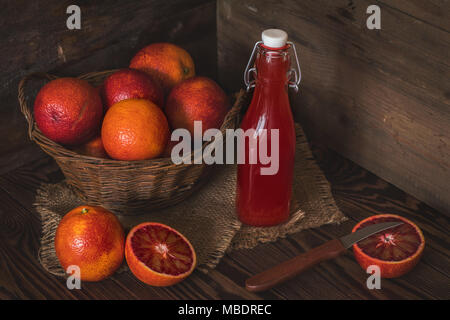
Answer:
[125,222,196,286]
[352,214,425,278]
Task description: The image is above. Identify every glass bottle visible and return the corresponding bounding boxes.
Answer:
[237,29,300,226]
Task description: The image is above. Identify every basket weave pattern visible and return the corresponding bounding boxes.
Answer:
[18,70,243,214]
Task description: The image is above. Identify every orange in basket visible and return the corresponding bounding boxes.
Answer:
[18,71,243,215]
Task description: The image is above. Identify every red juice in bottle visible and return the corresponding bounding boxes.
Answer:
[237,29,298,226]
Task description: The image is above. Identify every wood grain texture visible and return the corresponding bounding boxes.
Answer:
[217,0,450,214]
[377,0,450,32]
[0,0,216,155]
[0,146,448,299]
[246,239,346,292]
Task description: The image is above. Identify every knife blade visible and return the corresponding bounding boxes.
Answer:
[339,221,403,248]
[245,221,403,292]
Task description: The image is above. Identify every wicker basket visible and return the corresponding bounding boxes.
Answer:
[18,70,244,215]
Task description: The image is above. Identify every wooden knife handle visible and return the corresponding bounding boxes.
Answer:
[245,239,346,292]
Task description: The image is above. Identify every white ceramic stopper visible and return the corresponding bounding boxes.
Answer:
[261,29,288,48]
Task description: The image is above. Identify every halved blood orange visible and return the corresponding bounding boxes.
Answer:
[125,222,196,286]
[352,214,425,278]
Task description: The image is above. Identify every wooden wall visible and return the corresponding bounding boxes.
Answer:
[217,0,450,214]
[1,0,216,170]
[2,0,449,214]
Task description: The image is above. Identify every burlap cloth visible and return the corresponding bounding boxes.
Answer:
[35,124,347,277]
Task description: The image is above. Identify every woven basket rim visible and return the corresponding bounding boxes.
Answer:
[18,70,244,169]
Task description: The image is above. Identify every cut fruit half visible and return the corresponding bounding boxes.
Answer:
[352,214,425,278]
[125,222,196,286]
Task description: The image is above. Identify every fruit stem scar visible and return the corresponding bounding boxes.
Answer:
[81,208,89,214]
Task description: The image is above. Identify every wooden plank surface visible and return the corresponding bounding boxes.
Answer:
[377,0,450,31]
[217,0,450,214]
[0,0,216,155]
[0,145,448,300]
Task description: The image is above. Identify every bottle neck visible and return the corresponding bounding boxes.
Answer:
[255,44,290,85]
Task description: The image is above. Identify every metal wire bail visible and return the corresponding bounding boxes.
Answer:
[243,41,262,92]
[287,41,301,92]
[244,40,301,92]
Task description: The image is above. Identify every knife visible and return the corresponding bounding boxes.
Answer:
[245,221,403,292]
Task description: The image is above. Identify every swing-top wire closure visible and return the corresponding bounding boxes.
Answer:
[244,41,302,92]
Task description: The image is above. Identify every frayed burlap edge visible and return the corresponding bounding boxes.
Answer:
[36,183,77,277]
[37,205,66,277]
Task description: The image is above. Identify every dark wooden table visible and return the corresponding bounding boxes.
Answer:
[0,143,448,300]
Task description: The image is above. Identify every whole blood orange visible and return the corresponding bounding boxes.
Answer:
[129,43,195,93]
[165,76,229,136]
[54,206,125,282]
[102,68,164,110]
[125,222,196,286]
[34,78,103,145]
[72,134,109,158]
[101,99,169,160]
[352,214,425,278]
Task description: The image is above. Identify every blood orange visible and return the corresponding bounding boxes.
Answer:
[102,68,164,110]
[101,99,169,160]
[129,43,195,93]
[352,214,425,278]
[72,134,109,158]
[55,205,125,282]
[125,222,196,286]
[34,78,103,146]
